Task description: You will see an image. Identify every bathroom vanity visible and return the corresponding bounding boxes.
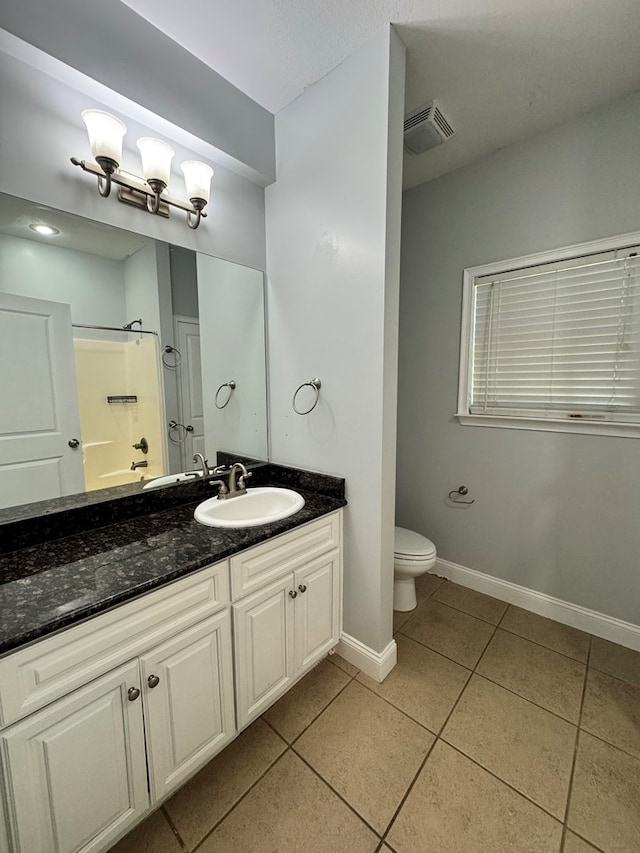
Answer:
[0,465,345,853]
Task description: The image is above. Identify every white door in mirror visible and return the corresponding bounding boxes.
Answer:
[194,488,305,528]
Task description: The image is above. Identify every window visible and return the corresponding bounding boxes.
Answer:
[457,233,640,437]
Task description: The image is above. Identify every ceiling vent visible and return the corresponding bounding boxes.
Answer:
[403,100,455,156]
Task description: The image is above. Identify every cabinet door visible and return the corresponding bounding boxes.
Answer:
[0,661,148,853]
[294,551,341,673]
[233,575,295,728]
[140,611,235,802]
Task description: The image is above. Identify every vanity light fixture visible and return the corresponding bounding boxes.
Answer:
[71,109,214,230]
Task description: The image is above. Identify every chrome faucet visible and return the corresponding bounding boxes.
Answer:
[130,460,148,470]
[193,453,210,477]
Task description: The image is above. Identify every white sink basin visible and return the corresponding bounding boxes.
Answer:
[194,487,305,528]
[142,471,202,490]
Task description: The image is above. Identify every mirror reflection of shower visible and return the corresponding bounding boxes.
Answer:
[73,324,166,490]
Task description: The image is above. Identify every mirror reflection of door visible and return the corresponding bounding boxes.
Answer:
[0,292,84,509]
[174,316,204,469]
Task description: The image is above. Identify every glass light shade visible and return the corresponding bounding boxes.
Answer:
[81,110,126,165]
[136,137,175,187]
[181,160,214,203]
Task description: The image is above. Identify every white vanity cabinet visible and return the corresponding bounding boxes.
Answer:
[0,561,235,853]
[0,508,343,853]
[232,512,342,728]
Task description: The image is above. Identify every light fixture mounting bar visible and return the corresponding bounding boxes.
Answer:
[70,157,208,220]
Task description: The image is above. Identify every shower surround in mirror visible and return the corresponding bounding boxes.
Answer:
[0,192,268,513]
[74,334,164,490]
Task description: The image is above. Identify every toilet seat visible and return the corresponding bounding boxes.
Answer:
[394,526,436,560]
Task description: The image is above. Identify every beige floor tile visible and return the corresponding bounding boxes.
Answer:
[476,629,586,722]
[415,571,444,601]
[563,831,601,852]
[568,731,640,853]
[197,751,378,853]
[357,635,470,733]
[263,658,350,742]
[328,651,360,677]
[393,608,412,633]
[164,718,286,849]
[400,597,495,668]
[442,674,576,818]
[432,581,508,625]
[388,741,562,853]
[295,680,434,834]
[590,637,640,686]
[581,668,640,759]
[500,606,590,662]
[108,810,181,853]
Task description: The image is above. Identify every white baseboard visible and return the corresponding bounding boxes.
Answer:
[435,557,640,653]
[336,633,397,682]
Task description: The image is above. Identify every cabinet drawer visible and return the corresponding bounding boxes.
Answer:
[230,511,341,601]
[0,561,229,727]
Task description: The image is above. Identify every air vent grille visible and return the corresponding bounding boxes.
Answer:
[403,100,455,156]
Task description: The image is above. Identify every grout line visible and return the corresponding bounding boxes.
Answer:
[292,748,383,839]
[161,805,189,852]
[379,652,485,845]
[497,623,591,665]
[429,580,509,627]
[442,739,566,827]
[469,669,584,727]
[561,633,592,847]
[377,735,439,842]
[190,746,291,852]
[587,660,640,688]
[576,726,640,764]
[354,675,443,738]
[272,673,354,748]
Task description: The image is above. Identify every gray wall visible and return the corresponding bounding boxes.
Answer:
[266,27,406,654]
[169,246,199,319]
[398,91,640,626]
[0,234,126,326]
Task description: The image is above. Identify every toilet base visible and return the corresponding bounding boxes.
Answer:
[393,577,418,612]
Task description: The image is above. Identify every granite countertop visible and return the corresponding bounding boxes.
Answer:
[0,463,346,656]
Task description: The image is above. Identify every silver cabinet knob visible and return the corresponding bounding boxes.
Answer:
[68,438,80,449]
[298,584,307,594]
[288,589,298,599]
[127,687,140,701]
[147,674,160,689]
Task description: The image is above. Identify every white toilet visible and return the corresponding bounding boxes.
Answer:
[393,526,437,612]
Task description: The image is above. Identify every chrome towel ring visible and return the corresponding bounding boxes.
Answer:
[215,380,237,409]
[162,344,182,368]
[293,378,321,415]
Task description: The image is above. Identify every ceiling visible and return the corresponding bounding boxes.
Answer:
[0,194,149,260]
[120,0,640,189]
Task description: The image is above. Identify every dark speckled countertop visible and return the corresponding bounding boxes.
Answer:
[0,462,346,656]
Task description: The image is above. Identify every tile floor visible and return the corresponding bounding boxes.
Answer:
[110,576,640,853]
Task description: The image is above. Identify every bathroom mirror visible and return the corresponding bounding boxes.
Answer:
[0,191,268,514]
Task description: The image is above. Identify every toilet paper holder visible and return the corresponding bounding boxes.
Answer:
[448,485,475,505]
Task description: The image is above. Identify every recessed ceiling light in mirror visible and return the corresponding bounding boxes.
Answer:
[29,224,60,236]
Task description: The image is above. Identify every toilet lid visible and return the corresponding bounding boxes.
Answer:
[394,526,436,558]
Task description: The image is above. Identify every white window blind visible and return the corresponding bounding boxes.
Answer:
[470,246,640,421]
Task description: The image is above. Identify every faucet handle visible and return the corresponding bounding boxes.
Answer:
[207,478,228,497]
[238,470,253,489]
[212,464,231,475]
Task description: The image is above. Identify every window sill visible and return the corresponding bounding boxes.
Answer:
[455,413,640,439]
